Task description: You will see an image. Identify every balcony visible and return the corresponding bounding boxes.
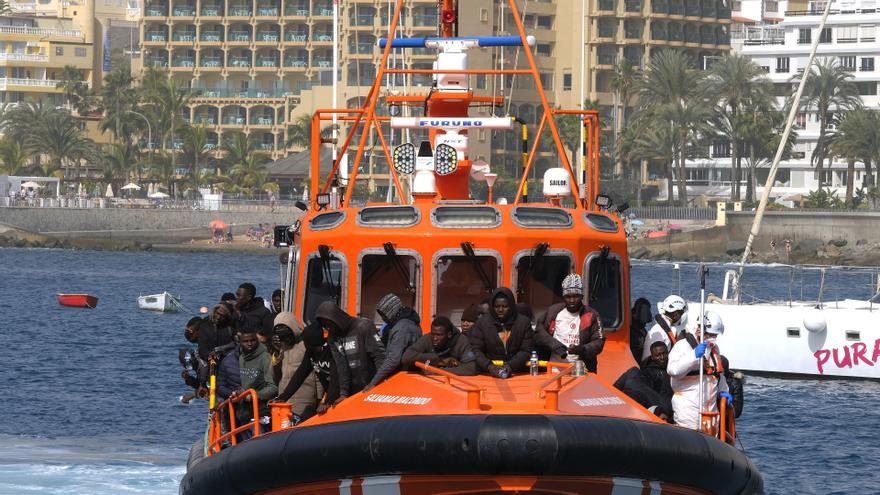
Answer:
[668,30,683,42]
[598,0,616,11]
[669,2,684,15]
[701,32,716,44]
[194,115,217,125]
[256,30,280,42]
[228,6,252,16]
[172,57,195,67]
[717,7,730,18]
[685,3,701,16]
[0,52,49,62]
[284,5,308,16]
[284,57,307,67]
[652,2,669,13]
[625,28,642,39]
[284,32,307,42]
[229,31,252,42]
[624,1,641,13]
[146,57,168,67]
[350,14,374,26]
[172,5,195,16]
[172,32,196,42]
[144,4,167,16]
[651,29,667,41]
[597,53,617,65]
[229,56,251,67]
[350,42,373,54]
[223,115,247,125]
[412,15,437,27]
[684,31,699,44]
[313,5,333,16]
[313,57,332,68]
[597,26,617,39]
[256,56,278,67]
[313,32,333,42]
[144,32,168,42]
[200,56,223,67]
[251,116,275,125]
[201,31,223,42]
[256,5,279,16]
[200,5,221,15]
[0,77,60,90]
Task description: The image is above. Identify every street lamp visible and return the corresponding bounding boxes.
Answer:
[127,110,153,190]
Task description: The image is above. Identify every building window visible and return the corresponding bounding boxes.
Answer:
[711,140,731,158]
[776,57,790,73]
[536,43,552,57]
[819,27,832,43]
[861,57,874,71]
[480,8,488,22]
[732,0,742,11]
[55,47,64,56]
[476,74,487,89]
[839,55,856,70]
[795,112,807,129]
[765,0,779,11]
[837,25,857,43]
[563,72,572,91]
[798,28,812,44]
[537,16,553,29]
[75,47,86,57]
[540,72,553,89]
[861,25,876,42]
[857,81,877,95]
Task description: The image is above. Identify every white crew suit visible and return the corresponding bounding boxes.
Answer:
[641,313,686,361]
[666,336,728,430]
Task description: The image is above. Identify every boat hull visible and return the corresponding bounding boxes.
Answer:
[705,302,880,379]
[57,294,98,308]
[181,415,762,495]
[138,292,177,312]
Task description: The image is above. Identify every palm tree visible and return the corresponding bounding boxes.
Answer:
[221,130,272,194]
[0,136,28,175]
[101,142,141,190]
[141,70,193,171]
[799,58,860,187]
[738,101,797,201]
[610,58,638,179]
[180,124,213,180]
[148,151,177,193]
[285,114,335,150]
[22,110,96,179]
[100,64,140,143]
[630,119,679,205]
[636,50,711,206]
[56,65,87,111]
[0,0,12,15]
[831,108,878,205]
[706,53,772,200]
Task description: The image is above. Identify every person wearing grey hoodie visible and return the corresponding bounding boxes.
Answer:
[365,293,423,391]
[315,300,385,402]
[233,326,277,434]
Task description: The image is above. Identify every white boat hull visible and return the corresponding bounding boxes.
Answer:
[699,301,880,379]
[138,292,179,312]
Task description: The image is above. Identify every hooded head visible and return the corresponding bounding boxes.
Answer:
[489,287,518,328]
[375,293,404,325]
[273,311,302,341]
[315,300,353,337]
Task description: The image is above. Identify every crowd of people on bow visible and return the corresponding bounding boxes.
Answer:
[179,275,743,442]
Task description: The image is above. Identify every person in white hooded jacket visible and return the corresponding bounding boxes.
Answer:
[667,310,733,431]
[641,295,688,361]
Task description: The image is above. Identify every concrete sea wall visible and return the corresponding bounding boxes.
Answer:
[0,207,299,243]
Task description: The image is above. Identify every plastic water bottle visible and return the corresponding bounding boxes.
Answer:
[530,351,540,376]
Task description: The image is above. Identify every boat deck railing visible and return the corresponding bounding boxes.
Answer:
[207,389,261,456]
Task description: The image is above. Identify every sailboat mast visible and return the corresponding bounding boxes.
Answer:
[735,0,835,299]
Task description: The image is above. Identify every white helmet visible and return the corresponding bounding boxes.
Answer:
[695,310,724,336]
[659,295,687,314]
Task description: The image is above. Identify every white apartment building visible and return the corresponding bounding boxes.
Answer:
[683,0,878,202]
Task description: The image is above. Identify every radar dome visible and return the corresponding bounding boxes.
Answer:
[543,168,571,198]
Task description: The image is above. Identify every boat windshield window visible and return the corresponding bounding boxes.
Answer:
[586,252,623,329]
[516,255,571,319]
[359,254,419,325]
[303,255,344,324]
[435,255,497,326]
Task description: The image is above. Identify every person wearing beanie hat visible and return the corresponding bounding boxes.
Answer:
[366,293,422,391]
[459,304,481,333]
[271,312,322,419]
[534,273,606,373]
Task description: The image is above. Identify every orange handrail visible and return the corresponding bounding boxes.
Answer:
[413,361,483,411]
[207,389,261,456]
[537,363,583,411]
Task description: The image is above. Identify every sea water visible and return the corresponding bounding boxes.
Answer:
[0,248,876,494]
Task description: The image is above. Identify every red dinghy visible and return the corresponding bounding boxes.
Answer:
[57,294,99,309]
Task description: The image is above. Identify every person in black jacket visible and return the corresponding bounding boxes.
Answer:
[468,287,534,378]
[720,355,744,418]
[534,274,605,372]
[630,298,653,361]
[403,316,477,375]
[234,282,274,338]
[276,321,340,415]
[366,293,422,391]
[316,300,385,401]
[640,341,673,420]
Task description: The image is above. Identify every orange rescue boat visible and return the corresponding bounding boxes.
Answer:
[180,1,763,493]
[57,293,99,309]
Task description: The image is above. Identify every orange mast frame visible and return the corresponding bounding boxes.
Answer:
[308,0,601,211]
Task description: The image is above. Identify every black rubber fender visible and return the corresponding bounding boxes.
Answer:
[180,415,763,495]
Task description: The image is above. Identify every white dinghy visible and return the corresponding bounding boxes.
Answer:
[138,292,183,312]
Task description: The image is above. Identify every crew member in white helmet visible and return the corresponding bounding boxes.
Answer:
[641,295,688,362]
[666,310,733,430]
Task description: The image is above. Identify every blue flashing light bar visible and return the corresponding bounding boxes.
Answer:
[378,35,531,49]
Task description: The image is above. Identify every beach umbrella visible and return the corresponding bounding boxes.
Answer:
[630,219,644,226]
[121,183,141,190]
[148,191,170,199]
[21,181,40,188]
[77,183,84,196]
[209,220,228,230]
[105,184,114,198]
